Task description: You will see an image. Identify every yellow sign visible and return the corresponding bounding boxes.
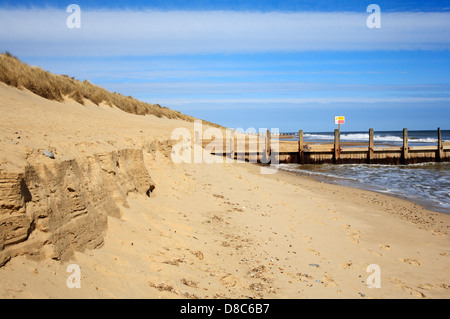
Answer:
[335,116,345,125]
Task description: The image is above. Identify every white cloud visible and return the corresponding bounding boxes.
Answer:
[1,9,450,56]
[105,81,450,93]
[147,97,450,109]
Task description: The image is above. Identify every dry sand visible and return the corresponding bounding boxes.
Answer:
[0,83,449,299]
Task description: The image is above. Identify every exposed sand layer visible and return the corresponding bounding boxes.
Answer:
[0,84,449,299]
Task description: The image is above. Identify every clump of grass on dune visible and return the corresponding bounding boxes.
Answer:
[0,51,221,127]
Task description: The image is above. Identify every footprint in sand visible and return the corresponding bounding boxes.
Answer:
[323,273,338,287]
[378,244,391,250]
[346,231,361,244]
[389,277,405,285]
[389,278,426,298]
[220,274,238,288]
[190,250,204,260]
[417,284,434,291]
[306,248,320,256]
[340,261,353,269]
[399,258,421,266]
[401,285,426,298]
[301,235,313,244]
[364,249,382,257]
[327,209,338,217]
[312,220,325,226]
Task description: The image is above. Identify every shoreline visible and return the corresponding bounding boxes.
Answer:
[260,162,450,236]
[276,162,450,216]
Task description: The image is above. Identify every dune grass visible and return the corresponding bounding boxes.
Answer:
[0,52,221,127]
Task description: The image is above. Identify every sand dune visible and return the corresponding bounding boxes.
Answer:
[0,83,449,299]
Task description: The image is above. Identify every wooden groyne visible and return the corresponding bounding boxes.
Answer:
[208,128,450,165]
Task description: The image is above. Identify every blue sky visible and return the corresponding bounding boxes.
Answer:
[1,1,450,132]
[2,0,450,12]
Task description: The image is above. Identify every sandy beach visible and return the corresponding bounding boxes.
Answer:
[0,82,449,299]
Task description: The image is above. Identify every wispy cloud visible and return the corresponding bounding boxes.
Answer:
[105,81,450,93]
[1,9,450,56]
[145,97,450,110]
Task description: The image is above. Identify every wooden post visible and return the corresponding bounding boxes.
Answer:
[225,130,234,163]
[402,128,408,165]
[368,128,374,164]
[229,135,235,161]
[437,127,443,162]
[334,129,340,164]
[298,130,304,164]
[266,129,271,161]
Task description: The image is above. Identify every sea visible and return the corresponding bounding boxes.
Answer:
[278,130,450,214]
